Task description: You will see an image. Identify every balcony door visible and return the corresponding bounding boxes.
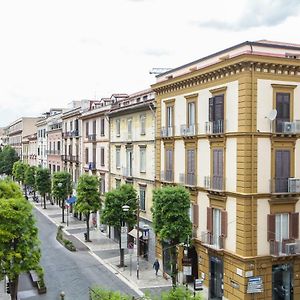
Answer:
[209,95,224,133]
[213,149,223,190]
[166,106,173,136]
[187,102,195,133]
[275,150,290,193]
[276,93,290,133]
[126,148,133,177]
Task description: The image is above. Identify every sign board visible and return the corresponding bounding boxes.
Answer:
[247,276,263,294]
[121,226,128,249]
[183,265,192,276]
[245,270,253,278]
[194,278,203,291]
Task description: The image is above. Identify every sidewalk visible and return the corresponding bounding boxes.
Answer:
[30,197,172,297]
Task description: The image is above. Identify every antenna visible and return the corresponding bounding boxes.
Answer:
[266,109,277,132]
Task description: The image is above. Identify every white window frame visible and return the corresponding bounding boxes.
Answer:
[140,147,146,173]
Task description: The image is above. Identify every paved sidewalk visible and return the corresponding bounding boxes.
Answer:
[30,198,173,297]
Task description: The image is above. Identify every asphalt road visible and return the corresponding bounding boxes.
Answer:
[19,208,139,300]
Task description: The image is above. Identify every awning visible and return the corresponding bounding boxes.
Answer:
[128,228,143,239]
[66,196,77,204]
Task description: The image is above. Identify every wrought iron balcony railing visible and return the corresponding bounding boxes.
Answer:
[204,176,225,191]
[270,178,300,194]
[201,231,224,250]
[161,126,174,137]
[179,173,197,186]
[180,124,197,136]
[160,170,174,182]
[205,120,225,135]
[270,239,300,256]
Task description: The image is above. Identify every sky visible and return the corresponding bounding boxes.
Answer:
[1,0,300,127]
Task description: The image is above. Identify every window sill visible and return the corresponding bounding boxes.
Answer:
[140,171,146,174]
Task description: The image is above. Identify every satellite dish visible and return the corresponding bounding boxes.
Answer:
[267,109,277,121]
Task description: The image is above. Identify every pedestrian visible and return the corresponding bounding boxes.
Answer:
[153,259,160,276]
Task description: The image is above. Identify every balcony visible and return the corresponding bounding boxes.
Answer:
[205,120,225,135]
[161,126,174,138]
[274,120,300,134]
[47,150,61,155]
[122,167,133,177]
[204,176,225,191]
[70,130,79,137]
[201,231,224,250]
[69,155,79,163]
[61,155,68,161]
[88,162,96,170]
[180,124,197,137]
[179,173,197,186]
[270,178,300,194]
[88,133,96,142]
[270,240,300,256]
[160,170,174,182]
[63,132,71,139]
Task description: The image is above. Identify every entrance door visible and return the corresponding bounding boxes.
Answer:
[272,264,293,300]
[210,256,223,299]
[186,246,198,283]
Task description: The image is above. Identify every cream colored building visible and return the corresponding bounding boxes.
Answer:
[28,133,38,166]
[7,117,40,158]
[109,89,156,262]
[152,40,300,300]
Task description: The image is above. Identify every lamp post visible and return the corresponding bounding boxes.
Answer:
[121,204,129,269]
[58,182,65,223]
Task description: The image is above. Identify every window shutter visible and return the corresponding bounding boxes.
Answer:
[207,207,213,232]
[290,212,299,239]
[209,97,214,122]
[193,204,199,228]
[214,95,224,121]
[221,210,227,237]
[267,214,276,241]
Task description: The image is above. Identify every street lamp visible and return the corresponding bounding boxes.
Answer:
[58,182,65,223]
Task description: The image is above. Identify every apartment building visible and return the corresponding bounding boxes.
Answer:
[47,110,64,173]
[28,133,38,166]
[6,117,40,157]
[36,117,48,168]
[152,40,300,300]
[0,127,8,148]
[109,90,156,262]
[22,135,29,164]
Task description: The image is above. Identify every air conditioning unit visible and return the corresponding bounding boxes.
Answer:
[288,178,300,193]
[285,243,297,255]
[283,122,295,133]
[180,127,187,135]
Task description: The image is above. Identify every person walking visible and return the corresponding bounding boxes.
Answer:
[153,259,160,276]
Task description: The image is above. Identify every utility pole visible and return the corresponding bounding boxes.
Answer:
[136,197,140,280]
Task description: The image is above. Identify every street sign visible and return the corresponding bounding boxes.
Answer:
[247,276,263,293]
[194,278,203,291]
[121,226,128,249]
[183,265,192,276]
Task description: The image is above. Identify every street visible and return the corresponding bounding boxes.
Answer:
[18,207,139,300]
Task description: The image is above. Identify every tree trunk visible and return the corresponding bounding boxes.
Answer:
[86,212,91,242]
[10,275,19,300]
[170,244,177,288]
[24,184,28,199]
[43,194,46,209]
[62,199,65,223]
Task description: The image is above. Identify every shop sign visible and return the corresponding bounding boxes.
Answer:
[247,276,263,293]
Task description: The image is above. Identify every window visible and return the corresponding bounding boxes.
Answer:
[166,105,173,135]
[70,121,73,131]
[126,148,133,177]
[57,166,60,172]
[49,142,52,151]
[209,95,224,133]
[186,149,196,185]
[212,148,223,190]
[140,115,146,135]
[276,93,290,132]
[165,148,173,181]
[115,179,121,189]
[85,122,89,138]
[57,141,61,151]
[207,207,227,248]
[275,149,290,193]
[116,147,121,169]
[116,119,120,137]
[100,118,105,136]
[85,148,89,164]
[127,118,132,139]
[140,147,146,173]
[53,165,56,173]
[65,123,67,133]
[93,120,96,135]
[100,174,105,194]
[139,187,146,211]
[187,102,196,127]
[100,147,105,166]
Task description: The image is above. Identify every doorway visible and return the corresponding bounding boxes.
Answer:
[210,256,223,299]
[272,264,293,300]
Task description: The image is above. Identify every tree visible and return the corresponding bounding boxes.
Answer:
[35,168,51,209]
[75,174,100,242]
[52,172,72,223]
[101,184,138,267]
[0,180,41,300]
[24,166,37,199]
[0,146,19,176]
[151,185,192,288]
[12,161,28,198]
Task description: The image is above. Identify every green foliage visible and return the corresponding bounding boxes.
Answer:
[152,185,192,244]
[12,161,28,183]
[101,184,137,229]
[0,145,19,175]
[160,286,202,300]
[24,166,37,190]
[52,171,72,200]
[90,287,132,300]
[56,226,76,252]
[0,180,41,286]
[75,174,100,214]
[35,168,51,197]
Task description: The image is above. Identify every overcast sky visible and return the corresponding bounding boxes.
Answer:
[1,0,300,127]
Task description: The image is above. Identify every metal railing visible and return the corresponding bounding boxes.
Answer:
[204,175,225,191]
[274,120,300,134]
[88,162,96,170]
[180,124,197,136]
[201,231,224,250]
[270,239,300,256]
[205,119,225,135]
[47,150,61,155]
[270,178,300,194]
[122,167,133,177]
[161,126,174,137]
[88,133,96,141]
[179,173,197,186]
[160,170,174,182]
